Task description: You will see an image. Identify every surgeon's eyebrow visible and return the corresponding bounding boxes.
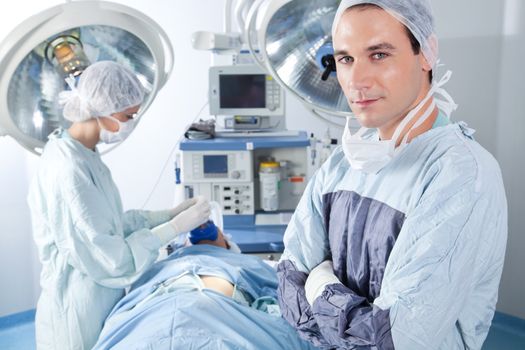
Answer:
[334,42,396,56]
[366,42,396,51]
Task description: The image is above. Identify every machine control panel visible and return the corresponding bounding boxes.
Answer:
[265,75,281,112]
[216,183,254,215]
[181,150,253,183]
[181,182,255,215]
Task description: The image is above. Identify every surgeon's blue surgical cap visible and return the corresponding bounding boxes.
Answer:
[332,0,438,68]
[60,61,145,122]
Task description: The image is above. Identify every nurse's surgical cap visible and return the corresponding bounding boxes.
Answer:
[332,0,438,68]
[59,61,145,122]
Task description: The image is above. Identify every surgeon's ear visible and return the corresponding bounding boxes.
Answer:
[420,52,432,73]
[420,34,438,73]
[418,51,433,85]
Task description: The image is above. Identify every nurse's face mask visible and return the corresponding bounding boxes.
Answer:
[97,114,137,144]
[342,71,455,174]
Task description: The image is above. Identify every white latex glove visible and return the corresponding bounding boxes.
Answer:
[152,196,210,245]
[169,197,199,217]
[304,260,341,305]
[143,198,198,227]
[170,195,210,233]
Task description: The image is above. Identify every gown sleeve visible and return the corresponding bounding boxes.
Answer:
[121,209,174,237]
[53,164,164,289]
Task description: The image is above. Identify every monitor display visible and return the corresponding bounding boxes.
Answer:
[209,65,283,117]
[219,74,266,108]
[203,155,228,175]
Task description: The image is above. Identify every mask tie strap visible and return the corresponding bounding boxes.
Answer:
[432,70,458,119]
[394,70,455,149]
[389,86,434,153]
[58,74,81,106]
[400,99,437,146]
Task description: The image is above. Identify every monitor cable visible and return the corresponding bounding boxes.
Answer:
[141,100,209,209]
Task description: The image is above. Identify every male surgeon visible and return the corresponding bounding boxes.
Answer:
[277,1,508,349]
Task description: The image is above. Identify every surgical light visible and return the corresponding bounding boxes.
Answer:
[0,1,174,155]
[253,0,350,116]
[45,34,91,78]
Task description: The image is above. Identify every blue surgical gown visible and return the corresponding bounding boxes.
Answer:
[277,121,508,349]
[27,129,170,350]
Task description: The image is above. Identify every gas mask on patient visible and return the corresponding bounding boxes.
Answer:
[186,201,241,253]
[189,220,219,244]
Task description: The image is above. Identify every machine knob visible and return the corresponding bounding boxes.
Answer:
[234,190,240,194]
[235,209,240,214]
[231,170,241,179]
[235,200,240,204]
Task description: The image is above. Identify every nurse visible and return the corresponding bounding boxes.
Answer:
[28,61,210,350]
[277,1,508,349]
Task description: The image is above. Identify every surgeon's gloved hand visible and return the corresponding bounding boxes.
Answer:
[152,196,210,245]
[304,260,341,305]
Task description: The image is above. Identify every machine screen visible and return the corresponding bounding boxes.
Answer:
[203,155,228,175]
[219,74,266,108]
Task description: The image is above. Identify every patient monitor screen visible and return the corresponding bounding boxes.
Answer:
[203,155,228,177]
[219,74,266,108]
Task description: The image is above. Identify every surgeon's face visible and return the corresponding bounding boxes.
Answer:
[333,6,432,138]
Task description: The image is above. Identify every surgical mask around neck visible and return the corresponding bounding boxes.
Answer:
[98,115,136,144]
[342,70,456,174]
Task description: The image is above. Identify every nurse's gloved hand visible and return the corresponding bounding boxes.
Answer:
[170,196,210,234]
[152,196,210,245]
[169,197,199,217]
[304,260,341,305]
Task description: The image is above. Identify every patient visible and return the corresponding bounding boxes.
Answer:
[93,222,319,350]
[187,221,236,298]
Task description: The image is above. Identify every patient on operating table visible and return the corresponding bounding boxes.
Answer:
[93,220,317,350]
[186,220,237,297]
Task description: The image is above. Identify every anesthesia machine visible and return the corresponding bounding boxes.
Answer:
[183,0,346,256]
[182,59,317,219]
[178,132,313,257]
[178,62,316,257]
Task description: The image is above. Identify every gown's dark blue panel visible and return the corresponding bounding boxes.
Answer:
[278,190,405,349]
[323,191,404,301]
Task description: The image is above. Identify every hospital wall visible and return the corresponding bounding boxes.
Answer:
[0,0,523,321]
